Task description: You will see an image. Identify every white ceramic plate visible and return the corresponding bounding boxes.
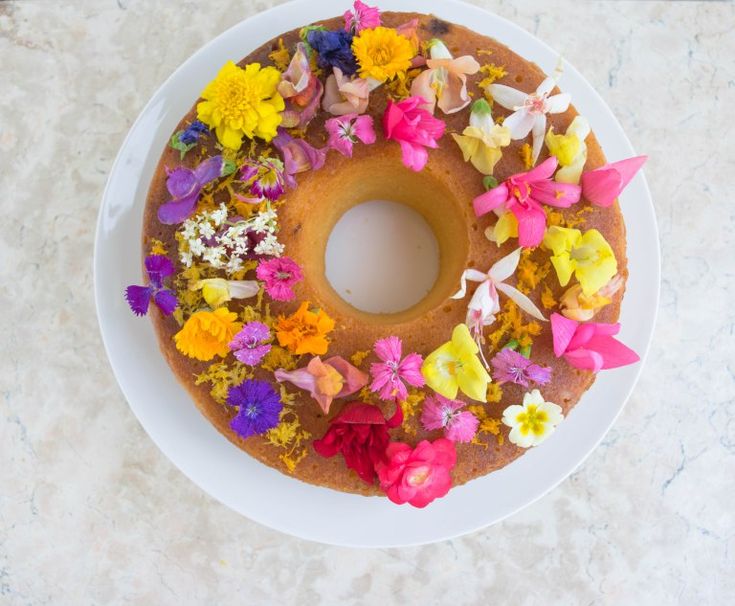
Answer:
[94,0,659,547]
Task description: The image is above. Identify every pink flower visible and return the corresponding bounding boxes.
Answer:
[344,0,381,33]
[473,157,581,247]
[383,96,446,171]
[490,348,551,387]
[325,113,376,157]
[550,312,640,372]
[273,129,326,187]
[376,438,457,508]
[370,336,425,401]
[229,321,271,366]
[420,394,479,443]
[581,155,647,208]
[275,356,368,414]
[322,67,371,115]
[256,256,303,301]
[277,42,324,129]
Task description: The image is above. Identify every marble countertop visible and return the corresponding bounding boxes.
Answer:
[1,0,733,603]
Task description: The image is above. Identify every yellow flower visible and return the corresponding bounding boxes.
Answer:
[174,307,242,361]
[545,116,590,184]
[197,61,285,149]
[543,226,617,296]
[421,324,491,402]
[352,27,414,82]
[484,210,518,246]
[451,99,511,175]
[502,390,563,448]
[275,301,335,356]
[560,274,624,321]
[190,278,259,308]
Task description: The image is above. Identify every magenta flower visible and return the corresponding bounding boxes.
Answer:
[490,348,552,387]
[370,336,425,402]
[473,157,582,247]
[383,96,446,171]
[240,156,288,202]
[581,155,647,208]
[273,129,327,187]
[124,254,178,317]
[157,155,223,224]
[551,312,640,372]
[325,113,376,157]
[420,394,479,443]
[344,0,381,33]
[229,321,271,366]
[256,256,303,301]
[277,42,324,129]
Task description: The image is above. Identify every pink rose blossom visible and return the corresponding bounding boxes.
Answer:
[420,394,479,443]
[370,336,425,402]
[325,113,376,157]
[581,155,647,208]
[256,256,303,301]
[343,0,381,33]
[382,96,446,171]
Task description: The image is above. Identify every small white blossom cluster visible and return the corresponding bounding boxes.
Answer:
[178,203,284,274]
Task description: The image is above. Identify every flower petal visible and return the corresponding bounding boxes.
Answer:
[495,281,547,321]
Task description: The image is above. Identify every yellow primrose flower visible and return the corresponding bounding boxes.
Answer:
[352,26,414,82]
[191,278,259,308]
[502,389,563,448]
[485,210,519,246]
[174,307,242,361]
[421,324,491,402]
[543,226,617,296]
[197,61,285,149]
[452,99,511,175]
[545,116,590,184]
[560,274,624,322]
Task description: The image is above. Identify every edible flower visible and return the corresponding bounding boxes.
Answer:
[174,307,242,361]
[473,157,581,247]
[226,379,283,439]
[369,336,425,402]
[375,438,456,508]
[560,275,624,322]
[543,226,617,296]
[421,324,491,402]
[410,39,480,114]
[229,321,272,366]
[124,254,178,317]
[313,401,403,484]
[275,301,335,355]
[273,129,327,186]
[240,156,289,202]
[490,347,551,387]
[488,76,571,163]
[322,67,372,115]
[581,155,648,207]
[275,356,368,414]
[352,26,414,82]
[190,278,259,308]
[325,113,376,157]
[551,313,640,371]
[420,394,479,443]
[451,98,511,175]
[277,42,324,129]
[344,0,381,33]
[502,389,563,448]
[197,61,284,149]
[485,210,519,246]
[170,120,209,159]
[158,155,224,225]
[306,29,358,76]
[383,96,446,171]
[256,256,304,301]
[545,116,590,184]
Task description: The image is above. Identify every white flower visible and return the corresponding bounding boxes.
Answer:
[181,220,198,241]
[254,233,284,257]
[202,246,225,268]
[225,256,244,274]
[199,221,215,239]
[188,238,206,257]
[210,204,228,226]
[502,390,563,448]
[180,250,193,267]
[488,76,571,164]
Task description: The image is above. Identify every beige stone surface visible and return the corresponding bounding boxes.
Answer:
[1,0,733,603]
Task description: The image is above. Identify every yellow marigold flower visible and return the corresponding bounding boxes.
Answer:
[275,301,335,356]
[174,307,242,362]
[352,26,414,82]
[197,61,285,149]
[543,226,617,296]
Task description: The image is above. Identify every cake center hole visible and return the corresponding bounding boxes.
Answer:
[324,200,440,314]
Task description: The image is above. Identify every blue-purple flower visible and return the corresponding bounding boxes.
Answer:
[157,155,224,225]
[490,348,552,388]
[124,255,178,317]
[306,29,358,76]
[227,379,283,439]
[179,120,209,145]
[229,321,272,366]
[240,156,288,202]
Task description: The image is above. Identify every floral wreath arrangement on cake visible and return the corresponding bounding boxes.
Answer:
[128,2,646,508]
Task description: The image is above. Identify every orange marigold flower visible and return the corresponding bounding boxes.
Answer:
[174,307,242,361]
[275,301,335,356]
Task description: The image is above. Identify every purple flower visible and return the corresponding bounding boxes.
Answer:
[179,120,209,145]
[490,348,552,387]
[229,321,272,366]
[157,155,223,225]
[273,129,326,187]
[240,156,288,202]
[306,29,358,76]
[227,379,283,439]
[420,394,479,443]
[124,254,178,317]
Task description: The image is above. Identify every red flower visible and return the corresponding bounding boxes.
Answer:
[313,401,403,484]
[376,438,456,508]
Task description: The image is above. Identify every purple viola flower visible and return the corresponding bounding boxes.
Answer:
[306,29,358,76]
[229,321,272,366]
[273,129,326,188]
[124,254,178,317]
[157,155,224,225]
[227,379,283,439]
[490,348,552,388]
[179,120,209,145]
[240,157,288,202]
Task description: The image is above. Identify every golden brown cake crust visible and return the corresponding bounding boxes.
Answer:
[142,12,627,496]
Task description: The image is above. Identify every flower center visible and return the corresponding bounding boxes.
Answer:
[524,93,547,115]
[276,271,292,281]
[509,179,532,207]
[441,406,457,427]
[517,405,549,435]
[407,466,431,487]
[244,402,259,418]
[570,244,597,264]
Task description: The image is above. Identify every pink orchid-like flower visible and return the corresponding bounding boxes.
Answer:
[274,356,369,414]
[256,256,303,301]
[370,336,425,402]
[325,113,376,157]
[277,42,324,129]
[410,39,480,114]
[322,67,371,116]
[581,155,647,208]
[420,394,479,443]
[376,438,457,508]
[473,157,581,247]
[273,129,326,187]
[383,96,446,171]
[344,0,381,33]
[550,312,640,372]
